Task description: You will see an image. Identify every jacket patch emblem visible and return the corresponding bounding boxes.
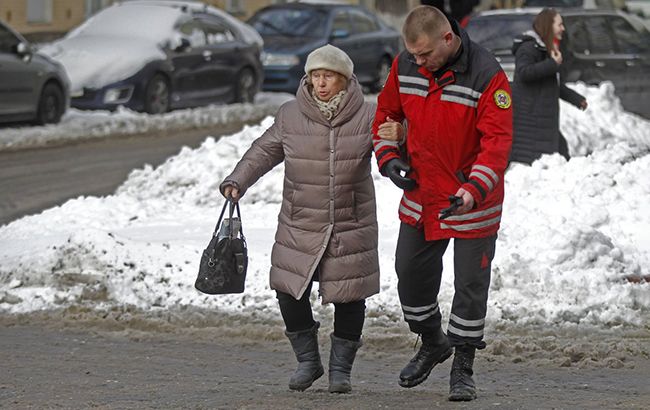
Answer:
[493,89,511,109]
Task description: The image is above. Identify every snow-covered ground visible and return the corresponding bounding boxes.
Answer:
[0,83,648,337]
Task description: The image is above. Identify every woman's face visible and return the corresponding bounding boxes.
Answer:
[310,69,347,102]
[552,14,565,41]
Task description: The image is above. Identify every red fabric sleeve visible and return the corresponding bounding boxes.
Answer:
[372,56,405,174]
[461,70,513,207]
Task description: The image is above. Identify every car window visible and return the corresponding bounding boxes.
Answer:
[200,20,235,45]
[564,17,591,54]
[0,23,20,53]
[178,19,207,48]
[465,15,535,55]
[350,10,378,34]
[609,16,650,54]
[248,8,328,38]
[582,16,616,54]
[332,11,352,34]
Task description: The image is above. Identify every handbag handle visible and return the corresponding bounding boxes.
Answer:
[227,200,245,239]
[212,198,245,239]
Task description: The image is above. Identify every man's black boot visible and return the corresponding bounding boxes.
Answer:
[285,321,324,391]
[449,345,477,401]
[398,328,452,388]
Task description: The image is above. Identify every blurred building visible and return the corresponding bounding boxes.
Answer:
[0,0,489,42]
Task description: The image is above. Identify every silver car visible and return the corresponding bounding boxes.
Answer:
[0,19,70,125]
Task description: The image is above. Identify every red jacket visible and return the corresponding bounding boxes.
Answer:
[373,27,512,241]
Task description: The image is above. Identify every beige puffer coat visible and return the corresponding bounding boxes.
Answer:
[222,75,379,304]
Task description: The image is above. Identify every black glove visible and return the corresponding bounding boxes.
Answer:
[383,158,416,191]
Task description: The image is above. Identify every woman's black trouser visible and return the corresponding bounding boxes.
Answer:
[276,279,366,341]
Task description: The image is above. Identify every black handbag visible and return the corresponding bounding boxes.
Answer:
[195,199,248,294]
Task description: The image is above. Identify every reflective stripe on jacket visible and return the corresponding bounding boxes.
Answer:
[373,25,512,240]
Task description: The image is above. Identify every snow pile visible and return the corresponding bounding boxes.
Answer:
[1,85,649,332]
[0,93,293,151]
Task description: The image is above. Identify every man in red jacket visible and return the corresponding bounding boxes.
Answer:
[373,6,512,401]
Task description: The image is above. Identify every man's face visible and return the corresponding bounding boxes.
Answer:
[405,32,451,72]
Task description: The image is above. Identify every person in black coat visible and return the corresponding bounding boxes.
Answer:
[510,8,587,165]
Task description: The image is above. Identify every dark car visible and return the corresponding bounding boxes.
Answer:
[0,19,69,124]
[41,1,263,114]
[465,8,650,118]
[247,2,402,94]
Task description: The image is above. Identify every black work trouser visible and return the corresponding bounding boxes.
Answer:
[276,279,366,341]
[395,222,496,349]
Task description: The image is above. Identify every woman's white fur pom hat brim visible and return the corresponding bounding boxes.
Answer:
[304,44,354,79]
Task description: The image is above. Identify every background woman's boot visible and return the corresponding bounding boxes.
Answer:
[285,321,324,391]
[448,345,477,401]
[399,327,452,388]
[328,334,362,393]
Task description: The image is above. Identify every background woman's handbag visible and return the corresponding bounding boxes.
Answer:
[195,199,248,294]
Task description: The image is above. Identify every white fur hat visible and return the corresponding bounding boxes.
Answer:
[304,44,354,79]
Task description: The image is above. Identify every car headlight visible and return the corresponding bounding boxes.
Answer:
[261,52,300,67]
[103,85,134,104]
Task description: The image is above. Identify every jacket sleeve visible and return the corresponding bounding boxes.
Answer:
[514,43,558,83]
[559,82,585,108]
[461,70,513,207]
[372,55,405,175]
[220,109,285,197]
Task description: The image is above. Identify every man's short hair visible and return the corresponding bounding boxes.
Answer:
[402,5,450,44]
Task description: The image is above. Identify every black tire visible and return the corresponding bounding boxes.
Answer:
[144,74,170,114]
[35,82,64,125]
[235,68,256,104]
[370,56,392,93]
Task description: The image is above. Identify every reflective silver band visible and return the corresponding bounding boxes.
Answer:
[399,203,421,221]
[443,205,502,222]
[373,140,399,151]
[447,324,484,338]
[440,94,478,108]
[402,302,438,313]
[444,84,482,99]
[472,164,499,184]
[398,75,429,86]
[400,87,428,97]
[450,313,485,327]
[402,195,422,212]
[440,215,501,231]
[470,171,495,191]
[404,310,438,321]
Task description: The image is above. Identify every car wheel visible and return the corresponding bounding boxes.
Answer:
[370,56,392,93]
[144,74,170,114]
[35,83,64,125]
[235,68,256,104]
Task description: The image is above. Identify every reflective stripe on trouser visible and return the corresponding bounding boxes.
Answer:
[447,234,496,349]
[395,223,450,334]
[395,222,496,348]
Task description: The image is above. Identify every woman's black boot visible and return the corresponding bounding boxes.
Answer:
[285,321,324,391]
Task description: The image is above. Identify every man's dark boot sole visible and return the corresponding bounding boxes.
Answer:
[398,347,453,388]
[449,388,477,401]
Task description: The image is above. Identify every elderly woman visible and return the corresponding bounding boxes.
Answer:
[220,44,379,394]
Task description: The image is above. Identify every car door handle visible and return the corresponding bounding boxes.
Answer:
[202,50,212,61]
[594,61,605,67]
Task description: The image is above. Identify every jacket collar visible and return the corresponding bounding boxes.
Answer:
[521,29,546,50]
